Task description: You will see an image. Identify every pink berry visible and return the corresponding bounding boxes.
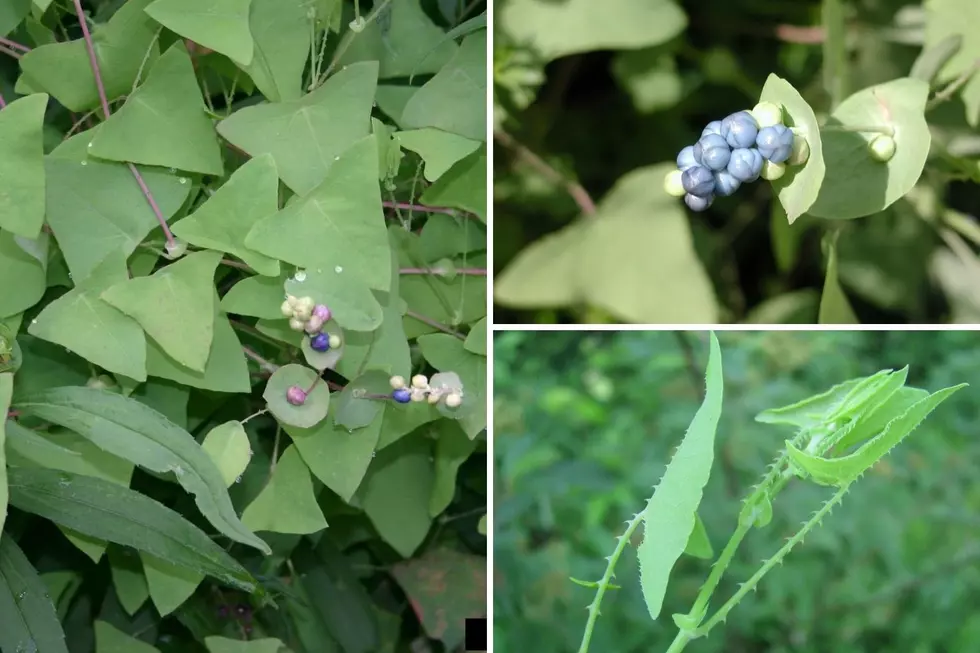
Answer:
[286,385,307,406]
[313,304,331,322]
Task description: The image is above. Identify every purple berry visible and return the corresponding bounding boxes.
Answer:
[701,120,723,138]
[727,148,764,182]
[684,193,713,212]
[676,145,698,171]
[713,170,740,197]
[694,133,731,172]
[310,332,330,352]
[286,385,307,406]
[755,124,795,163]
[312,304,331,322]
[721,111,759,149]
[392,388,411,404]
[681,165,715,197]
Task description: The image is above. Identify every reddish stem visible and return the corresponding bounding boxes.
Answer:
[71,0,175,249]
[0,36,30,52]
[6,410,18,419]
[241,346,278,373]
[405,309,465,340]
[0,44,22,60]
[0,92,5,110]
[400,267,486,276]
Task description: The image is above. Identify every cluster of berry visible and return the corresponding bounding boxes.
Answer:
[664,102,809,212]
[281,294,341,353]
[389,374,463,408]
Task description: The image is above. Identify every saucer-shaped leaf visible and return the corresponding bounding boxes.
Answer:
[300,321,345,372]
[263,364,330,428]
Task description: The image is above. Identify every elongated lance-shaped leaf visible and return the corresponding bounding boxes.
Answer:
[755,369,894,429]
[811,368,910,453]
[12,386,271,554]
[637,332,723,620]
[833,386,928,452]
[7,467,259,594]
[785,383,967,486]
[0,535,69,653]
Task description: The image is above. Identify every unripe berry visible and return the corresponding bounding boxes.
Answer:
[445,393,463,408]
[701,120,723,138]
[694,133,732,172]
[286,295,300,308]
[712,170,740,197]
[727,148,764,182]
[411,374,428,389]
[288,317,306,331]
[750,101,783,128]
[390,375,406,389]
[310,332,330,352]
[721,111,759,149]
[755,125,794,163]
[286,385,307,406]
[328,334,341,349]
[788,130,810,166]
[410,388,426,402]
[869,134,896,162]
[681,165,715,197]
[164,239,188,260]
[280,300,293,317]
[684,193,713,212]
[427,389,442,404]
[312,304,331,322]
[761,160,786,181]
[295,297,314,321]
[676,146,698,171]
[391,388,411,403]
[305,315,324,334]
[664,169,686,198]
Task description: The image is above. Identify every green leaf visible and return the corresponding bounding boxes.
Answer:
[0,229,46,319]
[286,411,381,502]
[300,320,345,372]
[637,332,723,620]
[283,265,383,332]
[925,0,980,125]
[390,547,486,648]
[417,334,486,438]
[683,513,713,560]
[141,553,204,616]
[217,61,379,196]
[12,386,270,554]
[18,0,160,112]
[756,377,867,428]
[818,233,858,324]
[264,364,330,428]
[107,547,149,616]
[492,220,586,310]
[834,386,930,452]
[785,384,967,486]
[6,424,135,487]
[429,421,476,517]
[331,370,389,430]
[911,33,962,83]
[0,0,30,37]
[0,374,10,535]
[463,317,486,355]
[809,78,931,220]
[758,74,826,224]
[247,136,390,293]
[88,43,224,176]
[242,444,328,534]
[0,93,47,238]
[145,305,251,393]
[499,0,686,60]
[401,32,486,142]
[340,0,457,79]
[29,248,148,381]
[239,0,310,102]
[221,273,289,319]
[6,467,259,592]
[419,147,486,222]
[101,250,222,372]
[205,637,291,653]
[0,536,69,653]
[44,153,191,283]
[95,620,160,653]
[201,421,252,486]
[145,0,254,66]
[172,155,280,275]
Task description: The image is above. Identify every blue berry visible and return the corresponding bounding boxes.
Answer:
[681,165,715,197]
[701,120,723,138]
[721,111,759,149]
[755,125,795,163]
[713,170,741,197]
[677,145,698,171]
[693,134,731,172]
[392,388,411,403]
[684,193,713,212]
[310,332,330,352]
[727,148,764,182]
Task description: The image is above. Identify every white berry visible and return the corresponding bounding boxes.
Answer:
[328,334,341,349]
[390,375,406,389]
[445,393,462,408]
[288,317,305,331]
[411,374,428,389]
[410,388,426,402]
[280,300,293,317]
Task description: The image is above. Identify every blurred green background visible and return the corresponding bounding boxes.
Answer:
[494,330,980,652]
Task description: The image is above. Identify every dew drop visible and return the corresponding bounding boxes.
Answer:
[334,155,340,160]
[294,269,307,282]
[234,475,243,484]
[371,450,377,458]
[16,590,27,600]
[168,167,176,173]
[30,319,37,325]
[179,177,188,184]
[80,161,87,166]
[334,265,342,273]
[87,142,93,148]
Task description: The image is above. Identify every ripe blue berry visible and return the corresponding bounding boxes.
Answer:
[721,111,759,149]
[676,145,698,171]
[392,388,411,403]
[701,120,723,138]
[310,332,330,352]
[684,193,713,212]
[755,125,795,163]
[727,148,764,182]
[681,165,715,197]
[693,134,731,172]
[713,170,741,197]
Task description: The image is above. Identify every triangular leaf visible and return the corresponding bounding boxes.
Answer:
[239,0,310,102]
[0,93,47,238]
[145,0,254,66]
[242,444,328,534]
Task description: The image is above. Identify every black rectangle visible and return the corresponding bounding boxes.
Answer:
[465,617,488,651]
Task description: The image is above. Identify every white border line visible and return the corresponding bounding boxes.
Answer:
[489,323,980,332]
[484,0,495,648]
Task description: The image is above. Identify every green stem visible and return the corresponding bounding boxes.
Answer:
[317,0,392,84]
[694,484,850,635]
[686,520,752,621]
[820,124,894,136]
[577,512,643,653]
[665,630,693,653]
[927,58,980,111]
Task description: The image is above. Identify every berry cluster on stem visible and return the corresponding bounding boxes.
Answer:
[389,374,463,407]
[281,294,342,353]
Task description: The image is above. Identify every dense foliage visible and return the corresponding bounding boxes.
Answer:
[493,0,980,324]
[495,330,980,652]
[0,1,487,651]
